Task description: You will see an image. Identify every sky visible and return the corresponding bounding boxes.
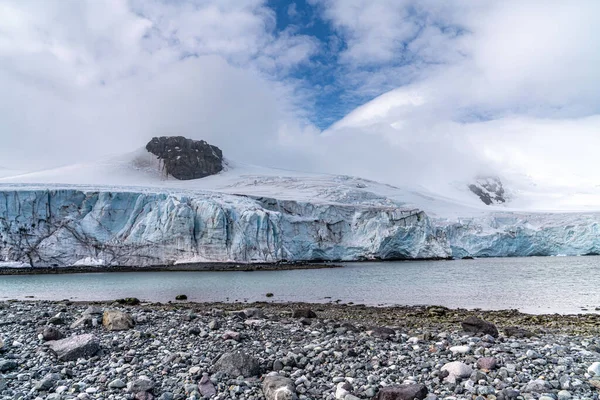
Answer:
[1,0,600,193]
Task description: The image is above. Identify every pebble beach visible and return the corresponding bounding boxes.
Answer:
[1,300,600,400]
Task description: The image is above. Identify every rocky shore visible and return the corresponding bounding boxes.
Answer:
[1,300,600,400]
[0,262,342,276]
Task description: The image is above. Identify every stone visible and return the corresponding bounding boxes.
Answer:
[503,326,534,338]
[557,391,572,400]
[0,359,18,372]
[370,327,396,338]
[461,316,499,337]
[213,351,261,377]
[336,381,353,399]
[373,384,428,400]
[208,320,220,330]
[40,326,65,341]
[198,374,217,397]
[116,297,140,305]
[136,392,155,400]
[109,379,127,388]
[34,373,61,391]
[83,306,104,315]
[222,331,241,341]
[46,334,100,361]
[588,362,600,376]
[449,345,470,354]
[262,375,298,400]
[103,310,135,331]
[477,357,498,371]
[524,380,551,393]
[242,308,265,319]
[175,294,187,300]
[146,136,223,180]
[127,376,155,393]
[441,362,473,383]
[48,312,66,325]
[70,315,93,329]
[526,349,541,359]
[292,309,317,318]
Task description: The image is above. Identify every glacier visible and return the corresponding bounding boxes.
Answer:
[1,151,600,268]
[0,189,450,267]
[1,188,600,268]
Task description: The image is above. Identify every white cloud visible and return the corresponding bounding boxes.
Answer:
[0,0,318,169]
[1,0,599,209]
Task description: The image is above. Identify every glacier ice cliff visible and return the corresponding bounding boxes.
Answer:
[443,213,600,258]
[0,189,450,267]
[2,189,600,268]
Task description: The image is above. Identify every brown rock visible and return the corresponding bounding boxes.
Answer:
[103,310,135,331]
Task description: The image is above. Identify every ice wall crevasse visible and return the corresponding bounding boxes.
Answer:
[0,189,449,266]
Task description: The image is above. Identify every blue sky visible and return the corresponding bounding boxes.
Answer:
[1,0,600,189]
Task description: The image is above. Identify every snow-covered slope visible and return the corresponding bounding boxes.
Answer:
[0,149,599,267]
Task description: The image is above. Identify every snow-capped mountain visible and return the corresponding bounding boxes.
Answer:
[0,148,599,267]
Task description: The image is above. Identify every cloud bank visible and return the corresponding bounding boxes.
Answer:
[1,0,599,199]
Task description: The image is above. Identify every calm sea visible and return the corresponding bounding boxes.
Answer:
[1,256,599,314]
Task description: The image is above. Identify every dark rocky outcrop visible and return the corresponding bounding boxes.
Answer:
[461,316,499,337]
[146,136,223,180]
[468,176,506,205]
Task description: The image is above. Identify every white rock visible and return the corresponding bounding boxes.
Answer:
[441,361,473,383]
[449,345,470,354]
[588,362,600,376]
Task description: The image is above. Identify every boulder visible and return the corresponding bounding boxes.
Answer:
[213,351,260,377]
[588,362,600,376]
[103,310,135,331]
[336,381,353,399]
[503,326,534,338]
[198,374,216,397]
[461,316,499,337]
[373,384,428,400]
[222,331,241,341]
[83,306,103,315]
[40,327,65,341]
[146,136,223,180]
[262,375,297,400]
[46,334,100,361]
[292,309,317,318]
[242,308,265,319]
[477,357,498,371]
[0,359,18,372]
[127,376,155,393]
[441,361,473,383]
[116,297,140,305]
[70,315,94,329]
[524,379,551,393]
[370,327,396,338]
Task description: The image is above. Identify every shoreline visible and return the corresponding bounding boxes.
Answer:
[3,299,600,334]
[0,261,343,275]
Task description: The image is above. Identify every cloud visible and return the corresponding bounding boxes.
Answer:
[1,0,599,205]
[307,0,600,195]
[0,0,318,169]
